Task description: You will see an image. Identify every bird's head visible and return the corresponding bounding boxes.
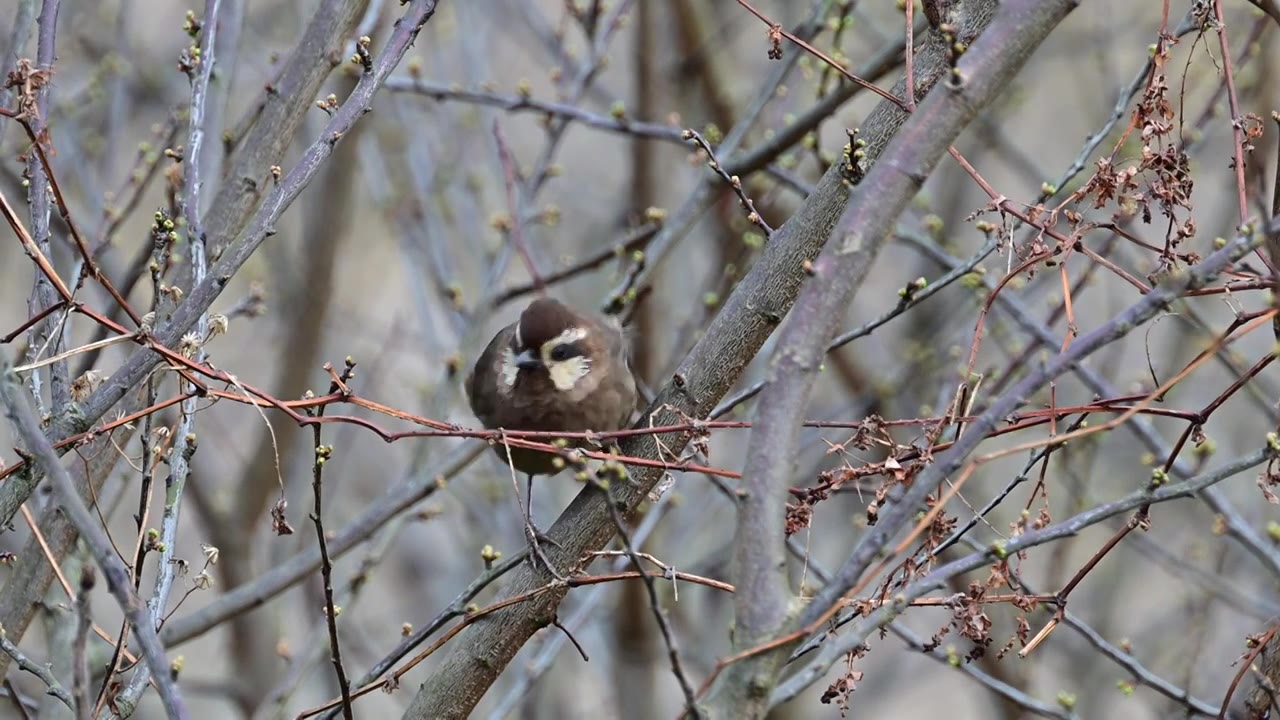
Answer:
[501,298,597,392]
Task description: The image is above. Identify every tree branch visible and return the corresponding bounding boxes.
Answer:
[111,2,221,711]
[204,0,367,261]
[706,1,1081,714]
[23,0,69,423]
[0,621,73,711]
[0,364,189,720]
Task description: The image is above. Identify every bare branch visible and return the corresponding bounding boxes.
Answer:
[706,1,1081,713]
[0,620,73,711]
[23,0,69,420]
[0,364,189,719]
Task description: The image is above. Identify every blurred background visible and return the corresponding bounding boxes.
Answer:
[1,0,1279,718]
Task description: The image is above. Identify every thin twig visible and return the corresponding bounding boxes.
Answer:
[12,333,134,373]
[492,121,543,292]
[734,0,908,110]
[312,362,355,719]
[262,508,407,714]
[683,129,774,237]
[491,221,662,308]
[0,621,74,710]
[1220,624,1279,719]
[549,617,588,661]
[591,476,703,718]
[385,77,686,143]
[1209,0,1250,228]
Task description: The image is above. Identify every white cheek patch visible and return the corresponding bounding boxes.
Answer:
[544,327,588,350]
[547,356,592,391]
[541,327,591,391]
[499,347,519,388]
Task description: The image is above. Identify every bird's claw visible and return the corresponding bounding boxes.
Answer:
[524,521,568,583]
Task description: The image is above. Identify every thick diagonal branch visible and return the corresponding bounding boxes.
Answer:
[706,1,1081,715]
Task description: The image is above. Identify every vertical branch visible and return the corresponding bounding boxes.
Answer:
[1268,112,1280,340]
[23,0,67,417]
[183,0,220,257]
[0,0,37,150]
[72,565,94,720]
[592,478,702,718]
[115,4,220,711]
[199,0,245,189]
[312,361,356,719]
[1210,0,1250,228]
[107,216,174,719]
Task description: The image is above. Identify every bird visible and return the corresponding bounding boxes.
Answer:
[465,296,637,579]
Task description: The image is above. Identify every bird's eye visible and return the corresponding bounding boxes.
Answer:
[549,344,575,362]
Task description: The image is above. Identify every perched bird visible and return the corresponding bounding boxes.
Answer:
[466,296,637,576]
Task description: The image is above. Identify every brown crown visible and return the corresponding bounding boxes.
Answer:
[516,297,583,349]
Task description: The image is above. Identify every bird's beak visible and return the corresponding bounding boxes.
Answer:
[514,349,543,370]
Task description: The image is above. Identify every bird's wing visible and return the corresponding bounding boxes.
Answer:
[598,312,634,366]
[466,321,516,425]
[594,313,640,427]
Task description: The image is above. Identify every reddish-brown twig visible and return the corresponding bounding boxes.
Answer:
[1209,0,1250,228]
[0,111,144,327]
[1218,624,1279,719]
